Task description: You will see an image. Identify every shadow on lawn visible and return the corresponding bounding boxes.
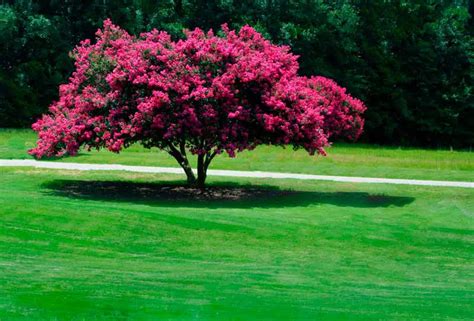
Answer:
[42,179,415,209]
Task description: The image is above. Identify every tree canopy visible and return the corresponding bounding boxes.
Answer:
[30,20,365,186]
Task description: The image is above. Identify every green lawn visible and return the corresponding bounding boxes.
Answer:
[1,129,473,320]
[1,128,473,181]
[1,167,473,320]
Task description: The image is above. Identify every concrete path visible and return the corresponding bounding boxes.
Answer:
[1,159,473,188]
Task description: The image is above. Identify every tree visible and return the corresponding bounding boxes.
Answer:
[30,20,366,187]
[355,0,473,147]
[0,3,70,127]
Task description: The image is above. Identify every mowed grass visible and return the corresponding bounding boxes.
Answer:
[1,128,473,181]
[1,129,473,319]
[0,167,473,320]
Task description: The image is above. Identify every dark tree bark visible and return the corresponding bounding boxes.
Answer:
[196,154,206,188]
[197,150,217,188]
[167,143,196,185]
[167,143,217,187]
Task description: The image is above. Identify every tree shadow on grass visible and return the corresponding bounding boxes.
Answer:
[42,179,415,209]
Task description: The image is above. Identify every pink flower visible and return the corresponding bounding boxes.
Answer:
[29,20,366,161]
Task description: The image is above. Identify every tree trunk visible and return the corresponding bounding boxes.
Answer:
[167,143,196,185]
[182,163,196,185]
[196,154,207,188]
[168,143,216,188]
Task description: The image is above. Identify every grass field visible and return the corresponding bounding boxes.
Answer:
[1,128,473,181]
[1,129,473,320]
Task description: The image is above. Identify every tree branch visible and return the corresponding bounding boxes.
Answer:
[204,150,217,171]
[167,142,196,184]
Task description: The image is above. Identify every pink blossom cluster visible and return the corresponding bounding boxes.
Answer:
[30,20,366,159]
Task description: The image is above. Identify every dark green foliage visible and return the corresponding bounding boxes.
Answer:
[355,1,473,147]
[0,3,72,127]
[0,0,472,147]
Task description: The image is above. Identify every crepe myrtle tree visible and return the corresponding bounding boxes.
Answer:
[30,20,366,187]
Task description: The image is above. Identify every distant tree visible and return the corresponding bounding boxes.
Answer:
[355,1,473,146]
[30,21,365,186]
[0,3,69,127]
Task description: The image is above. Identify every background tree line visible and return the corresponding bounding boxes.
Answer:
[0,0,472,147]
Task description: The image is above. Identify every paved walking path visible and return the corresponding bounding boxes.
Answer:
[1,159,473,188]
